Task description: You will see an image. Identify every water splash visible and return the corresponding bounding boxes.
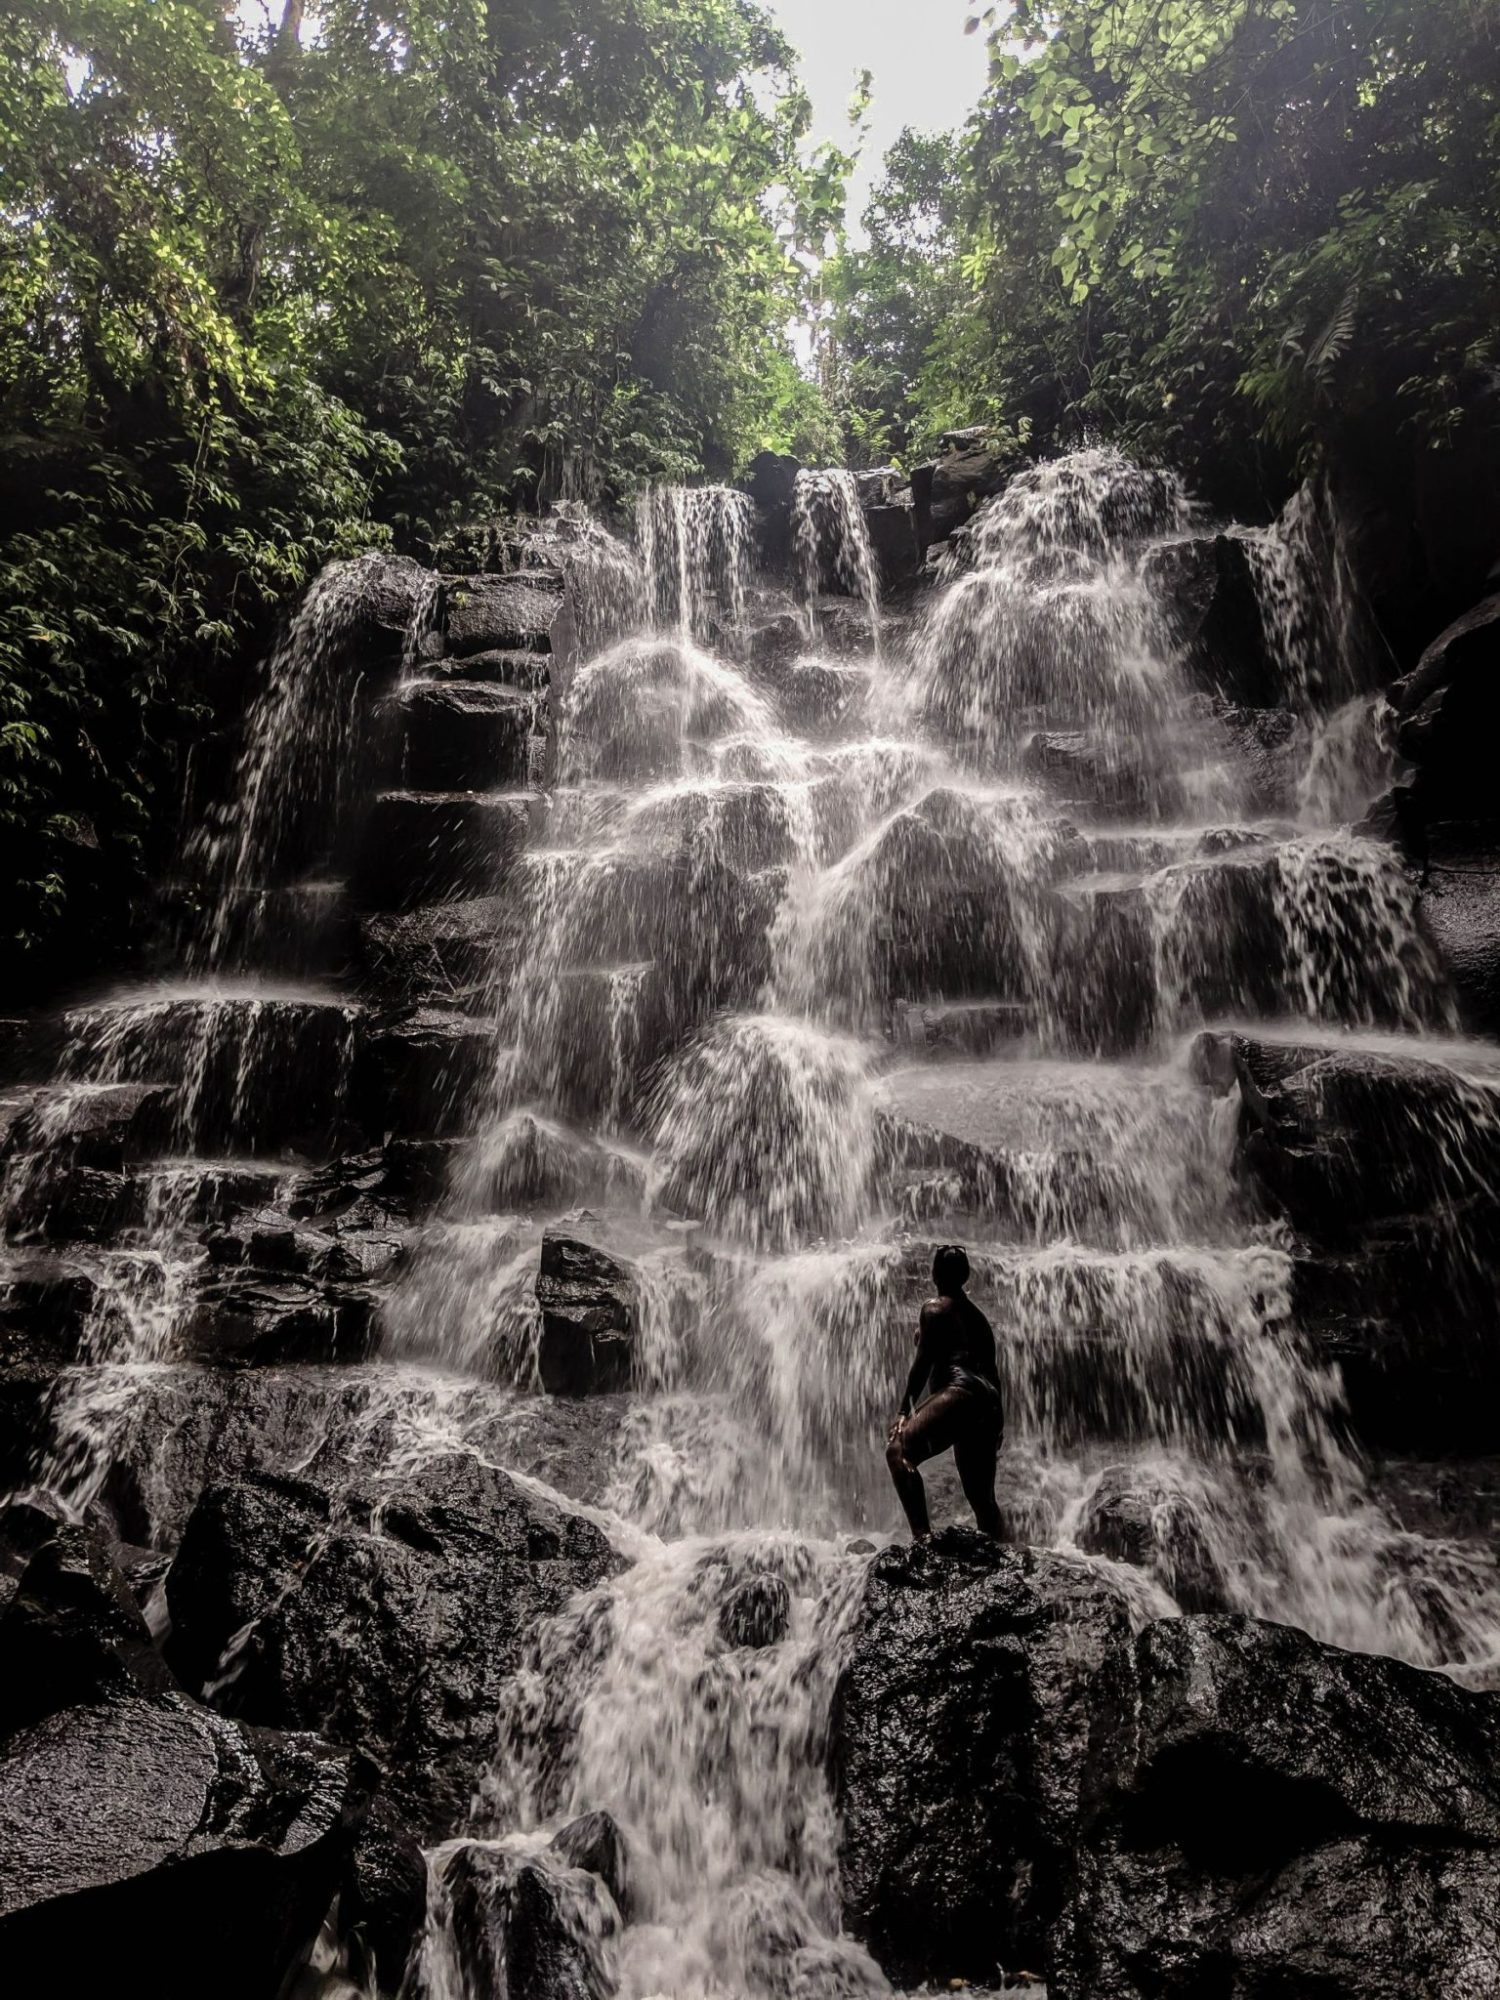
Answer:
[481,1534,887,2000]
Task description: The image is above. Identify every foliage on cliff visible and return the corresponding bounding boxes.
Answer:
[829,0,1500,488]
[0,0,842,968]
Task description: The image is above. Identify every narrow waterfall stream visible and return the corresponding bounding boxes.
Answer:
[5,452,1500,1998]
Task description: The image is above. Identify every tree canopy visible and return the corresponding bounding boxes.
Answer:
[828,0,1500,497]
[1,0,844,969]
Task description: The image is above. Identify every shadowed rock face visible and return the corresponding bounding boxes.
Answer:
[1051,1614,1500,2000]
[1196,1029,1500,1453]
[165,1451,622,1838]
[831,1531,1132,1986]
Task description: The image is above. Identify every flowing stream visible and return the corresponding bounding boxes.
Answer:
[5,449,1500,1997]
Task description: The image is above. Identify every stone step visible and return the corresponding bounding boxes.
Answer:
[359,896,514,1004]
[357,789,543,908]
[358,1009,497,1139]
[420,648,551,691]
[59,988,365,1157]
[385,680,542,792]
[166,879,355,979]
[441,572,566,656]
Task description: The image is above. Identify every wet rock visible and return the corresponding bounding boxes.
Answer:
[440,1842,616,2000]
[206,1210,339,1277]
[165,1453,621,1836]
[831,1532,1131,1986]
[186,1272,376,1365]
[744,450,802,571]
[0,1525,365,1999]
[361,895,513,1003]
[341,550,431,657]
[340,1791,429,1993]
[1051,1613,1500,2000]
[443,573,565,656]
[853,468,920,593]
[359,1008,495,1138]
[0,1254,110,1367]
[0,1694,363,1998]
[72,1363,623,1551]
[718,1571,792,1649]
[1194,1030,1500,1239]
[751,654,869,733]
[807,594,879,659]
[536,1229,637,1396]
[0,1523,174,1735]
[550,1809,631,1918]
[912,429,1012,547]
[358,788,541,908]
[1417,838,1500,1037]
[0,1079,172,1174]
[1140,533,1280,705]
[388,679,539,792]
[32,1163,146,1242]
[1197,1030,1500,1451]
[1390,592,1500,831]
[1213,701,1300,813]
[1074,1467,1228,1612]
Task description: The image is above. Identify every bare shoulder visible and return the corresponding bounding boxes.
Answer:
[920,1295,955,1325]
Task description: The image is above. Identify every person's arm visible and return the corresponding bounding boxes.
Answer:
[897,1305,938,1418]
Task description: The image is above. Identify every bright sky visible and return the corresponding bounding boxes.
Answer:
[764,0,992,235]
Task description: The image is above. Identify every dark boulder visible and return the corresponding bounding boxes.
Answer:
[388,678,539,792]
[1,1079,172,1176]
[1140,533,1281,706]
[437,1841,616,2000]
[0,1695,364,1998]
[911,428,1012,549]
[185,1272,376,1365]
[0,1254,111,1368]
[358,788,541,908]
[0,1525,365,2000]
[0,1523,174,1735]
[1074,1467,1228,1613]
[1417,835,1500,1037]
[1051,1613,1500,2000]
[165,1453,620,1836]
[360,895,514,1004]
[852,467,920,593]
[536,1230,637,1396]
[550,1809,631,1920]
[743,450,802,571]
[1193,1029,1500,1239]
[443,573,565,657]
[718,1571,792,1649]
[831,1532,1130,1987]
[1391,591,1500,834]
[359,1008,496,1138]
[340,1790,429,1993]
[1195,1030,1500,1452]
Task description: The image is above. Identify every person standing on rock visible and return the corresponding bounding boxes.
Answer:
[886,1244,1004,1543]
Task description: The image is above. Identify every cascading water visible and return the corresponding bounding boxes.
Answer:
[792,468,883,652]
[9,453,1500,1997]
[636,485,757,645]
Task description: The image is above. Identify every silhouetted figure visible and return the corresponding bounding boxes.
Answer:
[886,1244,1003,1542]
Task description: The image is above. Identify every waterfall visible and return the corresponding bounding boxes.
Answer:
[791,468,883,652]
[636,485,756,645]
[9,449,1500,1996]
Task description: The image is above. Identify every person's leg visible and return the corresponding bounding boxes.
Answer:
[886,1389,968,1542]
[954,1410,1003,1538]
